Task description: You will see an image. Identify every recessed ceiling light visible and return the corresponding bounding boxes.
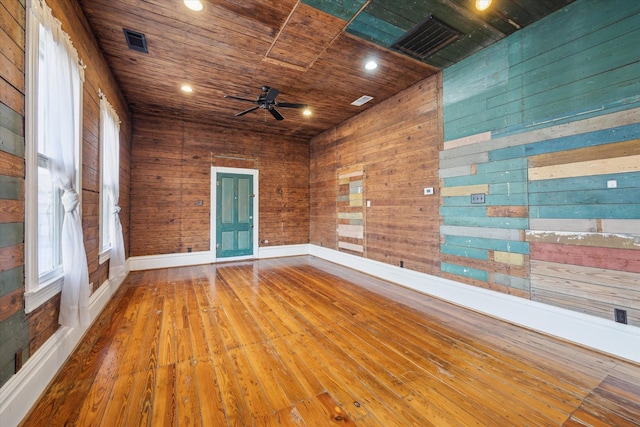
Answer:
[476,0,492,11]
[184,0,203,11]
[351,95,373,106]
[365,60,378,70]
[303,109,312,116]
[181,84,193,93]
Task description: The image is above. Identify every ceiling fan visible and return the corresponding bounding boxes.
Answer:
[224,86,308,120]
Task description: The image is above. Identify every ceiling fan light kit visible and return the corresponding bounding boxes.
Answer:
[225,86,308,121]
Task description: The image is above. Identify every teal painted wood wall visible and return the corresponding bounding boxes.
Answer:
[441,0,640,325]
[444,0,640,141]
[0,102,28,386]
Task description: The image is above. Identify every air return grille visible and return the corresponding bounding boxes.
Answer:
[392,15,461,60]
[123,28,148,53]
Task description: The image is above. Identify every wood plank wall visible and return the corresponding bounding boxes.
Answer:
[310,76,442,275]
[0,0,29,389]
[0,0,131,389]
[441,0,640,325]
[130,116,309,256]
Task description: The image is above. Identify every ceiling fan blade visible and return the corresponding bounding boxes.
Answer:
[236,106,259,117]
[277,103,307,109]
[269,108,284,120]
[264,87,280,103]
[225,95,257,103]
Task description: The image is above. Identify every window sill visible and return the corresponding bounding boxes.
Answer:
[99,248,111,265]
[25,275,63,313]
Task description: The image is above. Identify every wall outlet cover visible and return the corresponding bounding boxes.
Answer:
[471,193,485,204]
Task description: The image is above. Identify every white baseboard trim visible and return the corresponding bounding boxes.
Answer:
[258,244,310,259]
[309,245,640,363]
[129,251,212,271]
[0,274,126,427]
[128,245,311,271]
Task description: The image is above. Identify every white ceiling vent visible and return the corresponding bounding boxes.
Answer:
[351,95,373,106]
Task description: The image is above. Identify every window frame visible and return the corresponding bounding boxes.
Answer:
[98,97,119,265]
[24,0,84,313]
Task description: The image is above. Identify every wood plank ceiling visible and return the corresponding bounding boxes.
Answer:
[77,0,575,140]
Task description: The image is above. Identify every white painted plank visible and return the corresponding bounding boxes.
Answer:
[439,164,472,178]
[602,219,640,235]
[529,218,598,232]
[440,225,522,241]
[338,241,363,252]
[338,224,364,239]
[444,131,491,149]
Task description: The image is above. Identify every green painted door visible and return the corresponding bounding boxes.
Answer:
[216,173,254,258]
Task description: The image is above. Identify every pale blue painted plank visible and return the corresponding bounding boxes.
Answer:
[441,244,488,260]
[0,223,23,248]
[441,262,489,281]
[490,122,640,161]
[443,168,527,186]
[440,206,487,217]
[0,266,23,297]
[488,145,527,162]
[529,172,640,193]
[475,158,528,174]
[0,103,22,136]
[442,193,528,207]
[493,273,530,291]
[490,182,528,195]
[444,235,529,254]
[529,188,640,206]
[443,216,529,229]
[529,204,640,219]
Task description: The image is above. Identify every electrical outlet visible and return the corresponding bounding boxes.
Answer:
[471,193,485,204]
[607,180,617,188]
[424,187,434,195]
[614,308,627,324]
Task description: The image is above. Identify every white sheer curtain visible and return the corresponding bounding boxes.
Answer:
[100,96,126,280]
[35,0,90,327]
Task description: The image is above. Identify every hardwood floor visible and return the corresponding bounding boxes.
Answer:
[21,256,640,426]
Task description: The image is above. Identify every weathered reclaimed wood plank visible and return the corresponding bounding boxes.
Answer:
[441,183,489,197]
[526,230,640,251]
[529,154,640,181]
[529,242,640,273]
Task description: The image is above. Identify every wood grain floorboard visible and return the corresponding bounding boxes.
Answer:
[20,256,640,426]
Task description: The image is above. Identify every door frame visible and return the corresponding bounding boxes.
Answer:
[210,166,259,262]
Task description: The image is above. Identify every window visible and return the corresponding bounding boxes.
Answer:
[99,96,120,263]
[25,0,84,313]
